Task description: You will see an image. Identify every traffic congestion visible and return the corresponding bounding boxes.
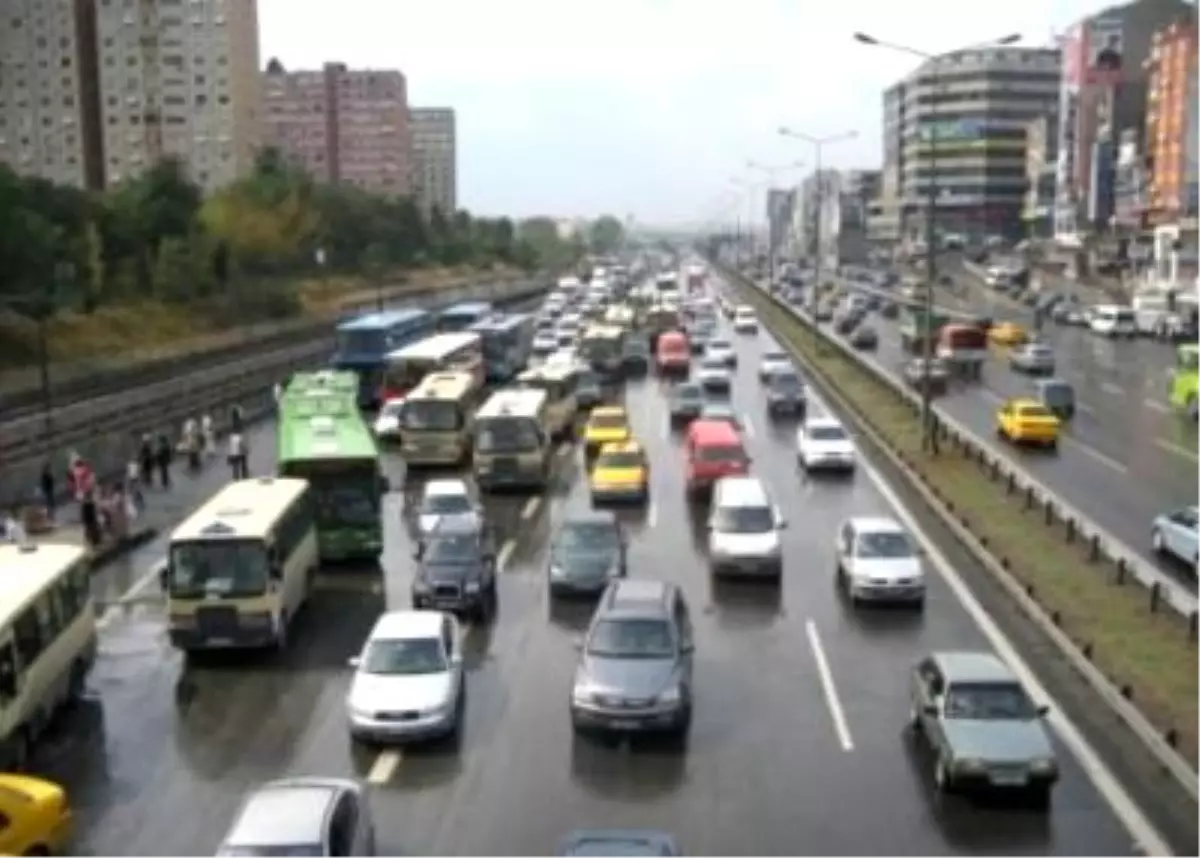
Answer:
[0,254,1163,855]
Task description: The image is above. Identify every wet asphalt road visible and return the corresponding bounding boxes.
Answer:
[34,316,1142,856]
[825,272,1197,585]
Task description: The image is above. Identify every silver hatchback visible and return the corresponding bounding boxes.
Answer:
[217,777,376,856]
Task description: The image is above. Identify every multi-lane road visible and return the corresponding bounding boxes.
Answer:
[833,261,1197,584]
[36,307,1157,856]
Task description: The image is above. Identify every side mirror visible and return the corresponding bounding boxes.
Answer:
[572,636,584,651]
[1036,704,1050,717]
[347,656,361,669]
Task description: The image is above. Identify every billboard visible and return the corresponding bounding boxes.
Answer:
[1086,15,1125,87]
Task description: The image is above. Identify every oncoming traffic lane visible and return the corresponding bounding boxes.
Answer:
[31,291,1151,856]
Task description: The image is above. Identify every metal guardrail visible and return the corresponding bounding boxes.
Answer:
[714,258,1199,796]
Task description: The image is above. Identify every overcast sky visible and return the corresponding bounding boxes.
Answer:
[259,0,1104,226]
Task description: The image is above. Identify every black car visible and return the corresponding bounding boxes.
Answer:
[577,370,604,409]
[667,381,705,426]
[849,326,878,350]
[880,301,900,319]
[903,357,950,396]
[835,312,863,335]
[547,512,627,597]
[622,335,651,375]
[765,369,806,417]
[412,518,497,620]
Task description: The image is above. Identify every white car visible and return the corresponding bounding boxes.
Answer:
[704,339,737,366]
[373,399,406,441]
[346,610,465,743]
[733,306,758,332]
[696,356,733,391]
[758,350,792,382]
[556,323,579,347]
[415,478,482,539]
[835,516,925,607]
[533,331,559,354]
[796,417,856,472]
[219,778,377,856]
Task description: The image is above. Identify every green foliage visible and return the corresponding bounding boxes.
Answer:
[0,148,570,322]
[588,215,625,254]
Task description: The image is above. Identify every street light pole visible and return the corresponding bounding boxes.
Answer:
[852,31,1020,454]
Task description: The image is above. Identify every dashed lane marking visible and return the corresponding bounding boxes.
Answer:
[805,619,854,752]
[647,502,657,528]
[1143,398,1170,415]
[742,416,756,439]
[1099,381,1126,398]
[1156,438,1199,463]
[497,539,515,573]
[366,749,402,785]
[521,497,541,521]
[1067,439,1128,474]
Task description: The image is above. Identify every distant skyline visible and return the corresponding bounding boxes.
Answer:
[260,0,1107,226]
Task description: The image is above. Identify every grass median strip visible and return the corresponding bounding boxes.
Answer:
[731,274,1199,767]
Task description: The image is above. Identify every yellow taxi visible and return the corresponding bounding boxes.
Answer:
[988,321,1029,347]
[997,398,1061,448]
[583,405,631,458]
[0,773,72,855]
[590,440,650,504]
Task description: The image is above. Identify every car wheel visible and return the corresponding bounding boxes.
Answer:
[1151,528,1165,554]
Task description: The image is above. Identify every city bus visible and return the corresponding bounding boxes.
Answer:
[163,478,319,652]
[514,361,580,440]
[277,387,385,563]
[579,323,626,377]
[286,369,359,401]
[437,301,494,333]
[396,371,484,466]
[380,331,484,404]
[472,388,553,491]
[332,308,434,408]
[469,312,536,382]
[0,542,96,769]
[1169,343,1198,420]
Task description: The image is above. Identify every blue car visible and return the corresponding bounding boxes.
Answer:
[1152,506,1198,569]
[558,829,681,856]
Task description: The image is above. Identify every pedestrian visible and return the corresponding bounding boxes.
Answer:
[227,431,249,480]
[273,382,284,408]
[201,413,216,457]
[155,433,173,489]
[39,461,55,521]
[126,457,145,513]
[183,417,202,472]
[229,402,244,435]
[80,490,101,549]
[139,434,155,485]
[1,508,25,544]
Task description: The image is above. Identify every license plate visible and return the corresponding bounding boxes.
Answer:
[609,719,642,730]
[991,771,1028,786]
[206,637,233,647]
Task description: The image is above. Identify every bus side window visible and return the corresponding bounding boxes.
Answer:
[12,609,43,671]
[0,643,18,702]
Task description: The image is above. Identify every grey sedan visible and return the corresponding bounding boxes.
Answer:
[1010,343,1055,375]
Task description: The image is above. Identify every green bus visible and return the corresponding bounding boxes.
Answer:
[1169,343,1199,421]
[277,371,386,563]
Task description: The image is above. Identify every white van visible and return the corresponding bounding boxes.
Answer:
[1088,304,1138,338]
[707,477,786,579]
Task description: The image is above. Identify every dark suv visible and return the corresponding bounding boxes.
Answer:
[411,518,497,621]
[569,579,694,738]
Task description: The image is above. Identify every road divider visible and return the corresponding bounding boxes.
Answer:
[714,258,1199,795]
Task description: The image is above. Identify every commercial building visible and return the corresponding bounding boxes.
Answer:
[95,0,261,191]
[1143,14,1197,226]
[410,107,456,215]
[1052,0,1193,238]
[263,60,411,196]
[765,187,795,259]
[868,81,907,245]
[1022,115,1059,237]
[0,0,104,189]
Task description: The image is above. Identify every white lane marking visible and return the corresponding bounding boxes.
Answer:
[742,416,756,439]
[804,619,854,752]
[1143,398,1170,415]
[496,539,515,573]
[1099,381,1125,398]
[1156,437,1199,463]
[366,749,402,785]
[647,502,657,528]
[1067,439,1129,473]
[977,389,1005,406]
[521,497,541,521]
[854,448,1170,856]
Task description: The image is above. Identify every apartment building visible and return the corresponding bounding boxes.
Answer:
[410,107,456,215]
[94,0,260,191]
[1022,115,1059,237]
[1144,14,1197,225]
[0,0,104,189]
[263,61,411,196]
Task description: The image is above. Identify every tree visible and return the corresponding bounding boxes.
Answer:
[588,215,624,254]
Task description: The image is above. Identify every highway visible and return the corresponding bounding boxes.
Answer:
[38,312,1148,856]
[829,264,1197,584]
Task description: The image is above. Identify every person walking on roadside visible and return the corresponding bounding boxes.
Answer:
[138,434,155,486]
[273,382,284,410]
[182,417,202,472]
[227,431,249,480]
[80,489,101,549]
[201,413,216,457]
[126,457,145,513]
[39,462,55,522]
[229,402,245,435]
[155,433,173,489]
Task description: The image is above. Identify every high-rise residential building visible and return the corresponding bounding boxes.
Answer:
[0,0,104,189]
[1143,13,1197,226]
[262,60,411,196]
[410,107,456,215]
[1022,115,1059,237]
[891,46,1061,243]
[93,0,260,191]
[764,187,795,259]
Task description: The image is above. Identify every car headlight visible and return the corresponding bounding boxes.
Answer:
[656,685,681,706]
[1030,757,1057,773]
[465,581,481,593]
[572,685,600,705]
[348,703,374,720]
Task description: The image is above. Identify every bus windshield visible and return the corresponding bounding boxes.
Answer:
[401,399,464,432]
[476,418,541,454]
[169,541,269,599]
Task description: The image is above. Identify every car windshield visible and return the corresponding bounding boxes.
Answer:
[401,399,463,431]
[587,618,674,659]
[589,412,627,430]
[807,424,847,442]
[557,522,619,554]
[219,845,324,857]
[597,451,643,469]
[701,358,726,371]
[696,444,745,464]
[855,530,913,559]
[1026,345,1052,357]
[763,353,788,364]
[1017,405,1053,418]
[363,637,447,675]
[709,341,731,350]
[420,492,472,515]
[423,534,480,565]
[713,505,774,534]
[673,385,702,402]
[771,373,802,390]
[944,681,1038,720]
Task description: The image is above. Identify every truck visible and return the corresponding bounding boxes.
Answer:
[1168,343,1198,420]
[685,263,706,293]
[899,308,950,355]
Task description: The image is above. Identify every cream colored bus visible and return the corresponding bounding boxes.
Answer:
[398,371,482,466]
[163,477,318,653]
[472,388,553,491]
[0,542,97,769]
[514,362,580,440]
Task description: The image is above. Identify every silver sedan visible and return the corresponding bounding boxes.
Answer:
[1010,343,1056,375]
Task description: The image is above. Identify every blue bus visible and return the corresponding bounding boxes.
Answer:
[469,312,537,382]
[438,301,494,333]
[332,308,435,408]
